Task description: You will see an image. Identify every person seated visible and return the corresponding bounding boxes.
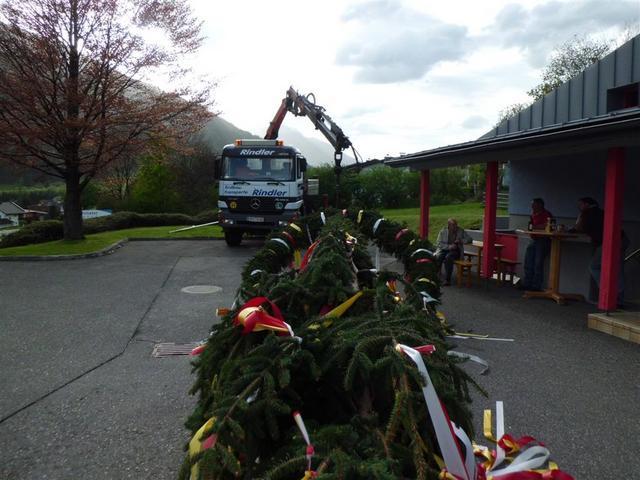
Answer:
[570,197,629,307]
[435,218,472,286]
[519,197,553,291]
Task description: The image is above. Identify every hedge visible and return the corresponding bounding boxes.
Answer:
[0,210,219,248]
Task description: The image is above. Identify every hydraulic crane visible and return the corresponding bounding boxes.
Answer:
[265,87,359,205]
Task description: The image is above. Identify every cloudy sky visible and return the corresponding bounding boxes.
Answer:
[186,0,639,160]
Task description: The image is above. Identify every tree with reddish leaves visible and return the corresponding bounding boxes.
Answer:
[0,0,214,239]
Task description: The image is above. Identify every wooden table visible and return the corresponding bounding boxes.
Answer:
[464,240,504,281]
[516,229,586,304]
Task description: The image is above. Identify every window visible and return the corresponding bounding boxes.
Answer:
[607,82,639,112]
[222,156,294,181]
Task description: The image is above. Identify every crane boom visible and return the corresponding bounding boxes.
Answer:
[265,87,354,164]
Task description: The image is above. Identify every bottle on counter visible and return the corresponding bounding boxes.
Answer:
[545,217,552,233]
[550,217,557,232]
[528,220,533,231]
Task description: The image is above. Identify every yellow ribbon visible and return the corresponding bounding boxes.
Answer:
[483,409,496,442]
[357,210,364,224]
[322,291,364,319]
[289,223,302,233]
[189,417,216,480]
[416,277,437,287]
[294,249,302,269]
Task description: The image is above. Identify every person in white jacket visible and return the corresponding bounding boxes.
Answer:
[435,218,472,286]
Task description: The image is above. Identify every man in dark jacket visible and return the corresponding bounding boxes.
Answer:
[570,197,629,306]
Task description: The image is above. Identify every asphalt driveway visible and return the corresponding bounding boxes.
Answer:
[1,242,638,479]
[0,240,258,479]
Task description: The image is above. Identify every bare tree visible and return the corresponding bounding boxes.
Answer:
[0,0,214,239]
[99,152,138,202]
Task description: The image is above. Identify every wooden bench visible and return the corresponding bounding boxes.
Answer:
[495,258,520,285]
[454,259,474,287]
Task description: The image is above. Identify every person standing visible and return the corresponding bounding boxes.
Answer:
[570,197,629,306]
[519,198,553,291]
[435,218,472,286]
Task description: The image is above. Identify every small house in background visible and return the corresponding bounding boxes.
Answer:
[0,201,25,226]
[386,35,640,340]
[0,201,48,225]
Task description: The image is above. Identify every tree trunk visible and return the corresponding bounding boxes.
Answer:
[63,170,84,240]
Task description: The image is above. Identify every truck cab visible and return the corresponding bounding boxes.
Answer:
[217,139,307,246]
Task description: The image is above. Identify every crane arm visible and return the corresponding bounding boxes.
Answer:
[264,87,353,160]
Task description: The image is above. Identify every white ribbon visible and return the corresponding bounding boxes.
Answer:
[448,351,490,375]
[447,335,514,342]
[397,344,471,480]
[490,446,551,477]
[411,248,434,257]
[320,211,326,225]
[494,401,505,468]
[419,291,439,306]
[270,237,290,251]
[372,218,385,235]
[451,422,477,480]
[250,269,264,277]
[306,224,313,244]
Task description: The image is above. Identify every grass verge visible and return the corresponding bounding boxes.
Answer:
[382,202,506,243]
[0,225,223,256]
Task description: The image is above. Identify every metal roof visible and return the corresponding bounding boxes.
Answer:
[0,201,26,215]
[386,34,640,169]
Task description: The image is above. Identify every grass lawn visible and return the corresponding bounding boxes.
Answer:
[381,202,506,243]
[0,225,223,256]
[0,203,499,256]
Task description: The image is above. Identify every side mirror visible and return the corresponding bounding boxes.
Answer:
[300,157,307,172]
[213,156,222,179]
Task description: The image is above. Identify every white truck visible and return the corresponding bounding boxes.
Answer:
[217,139,307,245]
[217,87,358,246]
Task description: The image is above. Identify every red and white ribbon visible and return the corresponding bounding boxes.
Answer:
[396,343,471,480]
[292,411,315,472]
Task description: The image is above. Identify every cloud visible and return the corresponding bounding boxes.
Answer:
[491,0,640,66]
[336,0,469,83]
[461,115,489,129]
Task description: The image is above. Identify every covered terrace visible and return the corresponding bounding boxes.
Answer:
[386,35,640,339]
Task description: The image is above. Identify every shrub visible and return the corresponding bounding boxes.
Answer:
[0,211,218,248]
[0,220,64,248]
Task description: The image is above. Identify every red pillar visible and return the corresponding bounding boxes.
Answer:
[599,147,625,311]
[482,162,498,279]
[419,170,430,239]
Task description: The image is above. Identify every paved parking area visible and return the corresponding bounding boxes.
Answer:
[1,242,638,479]
[0,240,259,479]
[439,282,640,479]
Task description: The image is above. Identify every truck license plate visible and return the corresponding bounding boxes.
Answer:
[246,216,264,223]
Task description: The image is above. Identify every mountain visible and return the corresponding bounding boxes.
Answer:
[195,116,259,153]
[278,126,355,166]
[196,117,355,166]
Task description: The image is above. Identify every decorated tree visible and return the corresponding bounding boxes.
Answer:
[181,210,574,480]
[0,0,214,239]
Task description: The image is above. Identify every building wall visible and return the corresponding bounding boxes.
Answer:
[508,147,640,302]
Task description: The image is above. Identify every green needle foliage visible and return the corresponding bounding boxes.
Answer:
[181,210,482,480]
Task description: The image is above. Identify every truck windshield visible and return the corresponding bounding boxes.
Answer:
[222,156,294,181]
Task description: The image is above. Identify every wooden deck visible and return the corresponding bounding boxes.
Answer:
[588,311,640,344]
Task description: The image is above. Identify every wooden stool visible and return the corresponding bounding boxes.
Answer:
[495,258,520,285]
[464,250,481,279]
[454,260,473,287]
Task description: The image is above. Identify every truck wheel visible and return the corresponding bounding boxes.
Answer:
[225,230,243,246]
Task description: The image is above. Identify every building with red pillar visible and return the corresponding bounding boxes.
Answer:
[386,35,640,337]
